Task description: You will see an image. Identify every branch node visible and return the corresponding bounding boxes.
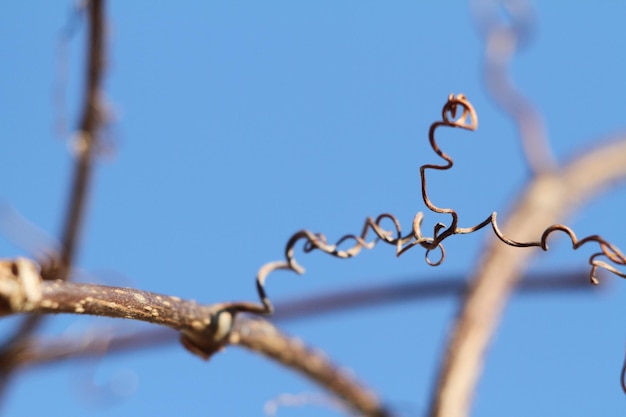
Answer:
[0,258,42,315]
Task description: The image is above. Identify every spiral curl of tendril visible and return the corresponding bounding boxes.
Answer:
[219,93,626,317]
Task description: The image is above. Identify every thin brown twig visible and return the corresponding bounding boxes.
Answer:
[428,135,626,417]
[0,1,107,403]
[56,0,106,281]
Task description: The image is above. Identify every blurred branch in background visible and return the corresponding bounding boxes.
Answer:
[0,0,106,405]
[429,1,626,411]
[56,0,106,282]
[472,0,556,174]
[430,139,626,417]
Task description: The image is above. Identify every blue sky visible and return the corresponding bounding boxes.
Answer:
[1,2,625,416]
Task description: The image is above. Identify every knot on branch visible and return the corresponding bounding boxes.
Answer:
[0,258,42,315]
[180,309,234,361]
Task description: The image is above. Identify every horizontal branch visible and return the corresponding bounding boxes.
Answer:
[7,268,592,370]
[0,259,219,333]
[0,258,390,417]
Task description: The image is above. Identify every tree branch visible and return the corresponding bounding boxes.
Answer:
[230,317,391,417]
[7,269,590,370]
[56,0,106,280]
[429,135,626,417]
[0,258,390,417]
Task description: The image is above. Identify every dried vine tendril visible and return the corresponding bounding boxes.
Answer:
[224,94,626,317]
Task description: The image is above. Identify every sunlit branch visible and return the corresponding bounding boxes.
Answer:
[0,258,390,417]
[429,135,626,417]
[8,269,590,370]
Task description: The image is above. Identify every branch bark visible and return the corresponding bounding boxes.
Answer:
[6,269,589,371]
[429,136,626,417]
[0,258,390,417]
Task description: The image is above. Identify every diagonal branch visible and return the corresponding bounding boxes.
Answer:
[429,135,626,417]
[230,317,391,417]
[0,258,391,417]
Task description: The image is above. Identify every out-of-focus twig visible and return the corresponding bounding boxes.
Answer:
[0,203,60,260]
[264,392,349,417]
[472,0,557,174]
[0,0,106,402]
[54,2,86,141]
[230,317,391,417]
[622,345,626,395]
[429,135,626,417]
[57,0,106,281]
[273,269,591,322]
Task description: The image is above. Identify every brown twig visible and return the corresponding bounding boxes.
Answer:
[230,317,391,417]
[0,258,391,417]
[56,0,106,281]
[0,1,107,403]
[8,269,591,370]
[428,135,626,416]
[273,270,591,321]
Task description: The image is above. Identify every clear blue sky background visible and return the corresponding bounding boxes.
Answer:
[1,2,625,416]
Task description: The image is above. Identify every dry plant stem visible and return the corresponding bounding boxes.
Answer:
[230,317,391,417]
[13,270,590,369]
[0,260,389,417]
[58,0,105,279]
[429,136,626,417]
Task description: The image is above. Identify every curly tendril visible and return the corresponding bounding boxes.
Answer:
[222,94,626,317]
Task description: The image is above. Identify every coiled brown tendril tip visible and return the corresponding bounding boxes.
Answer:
[442,94,478,131]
